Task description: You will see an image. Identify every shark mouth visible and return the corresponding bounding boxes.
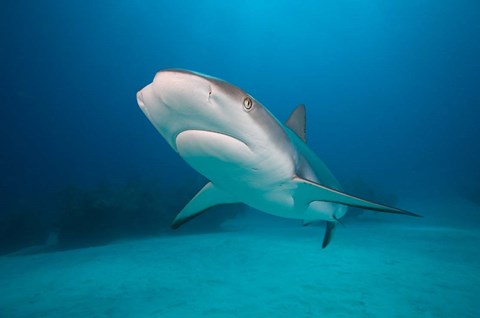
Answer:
[174,129,254,163]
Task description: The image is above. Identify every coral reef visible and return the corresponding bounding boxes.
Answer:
[56,177,245,248]
[57,180,167,247]
[0,177,245,254]
[0,208,49,255]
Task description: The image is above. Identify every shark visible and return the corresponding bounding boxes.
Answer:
[136,69,420,248]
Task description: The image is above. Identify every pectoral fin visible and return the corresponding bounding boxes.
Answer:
[294,176,421,217]
[172,182,238,229]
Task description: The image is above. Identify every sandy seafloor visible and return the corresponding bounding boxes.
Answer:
[1,197,479,318]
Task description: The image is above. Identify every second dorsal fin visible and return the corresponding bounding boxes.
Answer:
[286,104,306,142]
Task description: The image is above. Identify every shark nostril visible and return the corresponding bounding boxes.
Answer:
[207,86,212,102]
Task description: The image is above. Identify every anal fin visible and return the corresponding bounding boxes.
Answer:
[171,182,237,229]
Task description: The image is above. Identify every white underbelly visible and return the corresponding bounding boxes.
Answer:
[175,129,338,222]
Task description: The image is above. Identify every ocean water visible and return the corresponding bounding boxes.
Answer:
[1,1,479,317]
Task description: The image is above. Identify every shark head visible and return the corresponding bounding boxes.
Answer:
[137,69,297,187]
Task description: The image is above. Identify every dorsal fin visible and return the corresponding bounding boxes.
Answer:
[286,104,306,142]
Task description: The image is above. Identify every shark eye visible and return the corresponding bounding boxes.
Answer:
[243,97,253,112]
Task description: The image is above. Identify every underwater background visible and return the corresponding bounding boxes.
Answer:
[1,1,479,317]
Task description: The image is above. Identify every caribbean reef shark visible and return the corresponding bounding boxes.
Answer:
[136,69,420,248]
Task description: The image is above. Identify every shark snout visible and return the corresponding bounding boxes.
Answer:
[136,91,144,107]
[136,90,151,120]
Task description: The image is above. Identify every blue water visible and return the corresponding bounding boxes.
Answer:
[1,1,479,317]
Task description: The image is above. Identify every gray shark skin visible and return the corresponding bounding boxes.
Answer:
[136,69,420,248]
